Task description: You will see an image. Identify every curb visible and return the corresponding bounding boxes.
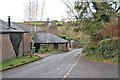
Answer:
[33,54,50,58]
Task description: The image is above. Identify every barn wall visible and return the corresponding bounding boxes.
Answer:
[1,34,16,61]
[40,44,54,51]
[23,33,33,55]
[58,43,69,51]
[18,36,23,56]
[47,44,54,50]
[40,43,69,51]
[0,34,2,62]
[1,32,31,61]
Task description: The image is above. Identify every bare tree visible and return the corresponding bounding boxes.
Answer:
[24,0,40,57]
[40,0,45,21]
[62,0,77,21]
[24,0,39,21]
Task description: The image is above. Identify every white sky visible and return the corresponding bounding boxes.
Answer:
[0,0,68,22]
[1,0,118,22]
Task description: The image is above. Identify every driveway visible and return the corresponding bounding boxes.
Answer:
[2,48,118,78]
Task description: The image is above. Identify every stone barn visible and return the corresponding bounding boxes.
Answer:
[0,18,25,61]
[0,17,36,61]
[33,32,69,53]
[16,23,36,55]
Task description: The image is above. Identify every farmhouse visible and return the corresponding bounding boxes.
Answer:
[33,32,69,52]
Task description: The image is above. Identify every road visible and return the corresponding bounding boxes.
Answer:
[2,48,118,78]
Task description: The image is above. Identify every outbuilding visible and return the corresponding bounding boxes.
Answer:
[0,17,25,61]
[33,32,69,52]
[0,17,36,61]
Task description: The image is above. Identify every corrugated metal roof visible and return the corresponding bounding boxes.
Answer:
[34,32,69,43]
[0,19,24,33]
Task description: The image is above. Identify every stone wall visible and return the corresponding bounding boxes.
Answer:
[58,43,69,51]
[18,37,23,57]
[0,34,2,62]
[40,43,69,51]
[1,33,31,61]
[1,33,16,61]
[23,33,32,55]
[47,44,54,50]
[71,42,82,48]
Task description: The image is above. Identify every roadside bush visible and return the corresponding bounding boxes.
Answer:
[91,33,103,41]
[39,45,48,53]
[97,37,119,58]
[83,42,97,56]
[59,35,72,41]
[84,37,119,59]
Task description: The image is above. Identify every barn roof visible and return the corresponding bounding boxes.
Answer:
[15,23,42,32]
[15,23,35,32]
[34,32,69,43]
[0,19,24,33]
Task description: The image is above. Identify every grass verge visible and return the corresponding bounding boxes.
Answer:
[0,56,40,71]
[83,53,118,64]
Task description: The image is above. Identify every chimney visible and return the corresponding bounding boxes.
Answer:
[8,16,11,27]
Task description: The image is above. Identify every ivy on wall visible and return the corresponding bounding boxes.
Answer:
[9,33,23,57]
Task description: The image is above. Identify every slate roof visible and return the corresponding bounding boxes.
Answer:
[15,23,42,32]
[0,19,24,33]
[16,23,35,32]
[34,32,69,43]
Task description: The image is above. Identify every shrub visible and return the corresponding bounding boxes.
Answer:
[39,45,48,53]
[83,42,97,56]
[59,35,72,41]
[40,48,47,53]
[83,37,119,59]
[91,33,102,41]
[97,37,119,58]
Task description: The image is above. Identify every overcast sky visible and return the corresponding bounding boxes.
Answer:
[0,0,119,22]
[0,0,68,22]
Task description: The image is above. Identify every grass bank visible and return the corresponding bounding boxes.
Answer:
[0,56,40,71]
[83,54,118,64]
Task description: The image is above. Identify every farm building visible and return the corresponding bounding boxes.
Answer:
[15,23,36,55]
[33,32,69,52]
[0,17,36,61]
[0,18,24,61]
